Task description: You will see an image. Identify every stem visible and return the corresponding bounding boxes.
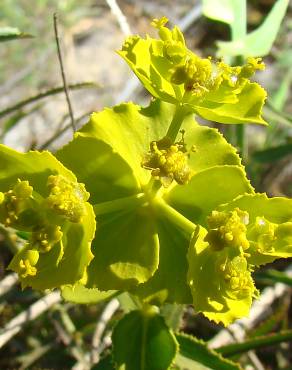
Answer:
[93,193,146,216]
[166,104,186,142]
[53,13,76,132]
[154,198,196,235]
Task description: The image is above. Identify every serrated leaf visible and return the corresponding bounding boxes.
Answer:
[112,308,178,370]
[176,333,241,370]
[61,283,116,304]
[217,0,289,57]
[217,329,292,357]
[0,27,33,42]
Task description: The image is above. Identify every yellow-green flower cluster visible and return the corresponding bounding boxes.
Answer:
[142,135,194,187]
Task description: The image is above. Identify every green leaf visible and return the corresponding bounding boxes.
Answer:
[61,283,116,304]
[112,308,178,370]
[217,0,289,57]
[166,165,253,227]
[256,269,292,287]
[86,207,159,291]
[252,143,292,163]
[217,329,292,357]
[0,27,33,42]
[132,217,192,305]
[202,0,246,41]
[175,333,241,370]
[193,82,267,125]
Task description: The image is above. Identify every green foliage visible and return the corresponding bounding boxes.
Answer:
[210,0,290,57]
[112,307,178,370]
[0,26,33,42]
[175,333,241,370]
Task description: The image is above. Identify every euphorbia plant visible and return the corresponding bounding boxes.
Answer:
[2,17,292,369]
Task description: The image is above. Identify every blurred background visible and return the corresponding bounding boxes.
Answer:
[0,1,291,369]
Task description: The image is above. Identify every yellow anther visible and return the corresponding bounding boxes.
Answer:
[18,249,39,278]
[142,136,194,187]
[151,17,169,29]
[46,175,89,223]
[205,208,250,251]
[0,180,33,227]
[31,224,63,253]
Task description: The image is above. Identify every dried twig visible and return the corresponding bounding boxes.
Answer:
[105,0,131,36]
[0,291,61,348]
[90,298,120,365]
[53,13,76,132]
[0,273,18,297]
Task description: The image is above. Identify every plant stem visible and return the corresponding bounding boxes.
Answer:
[53,13,76,132]
[93,193,146,216]
[166,104,186,142]
[154,198,196,235]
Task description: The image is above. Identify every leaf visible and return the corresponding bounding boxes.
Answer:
[86,207,159,291]
[202,0,246,41]
[217,0,289,57]
[132,216,192,305]
[252,143,292,163]
[61,283,117,304]
[175,333,241,370]
[0,27,33,42]
[166,165,254,227]
[193,82,267,125]
[112,308,178,370]
[255,269,292,287]
[217,330,292,357]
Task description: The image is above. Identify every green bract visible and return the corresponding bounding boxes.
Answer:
[0,145,95,290]
[57,100,252,305]
[118,17,267,125]
[188,194,292,325]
